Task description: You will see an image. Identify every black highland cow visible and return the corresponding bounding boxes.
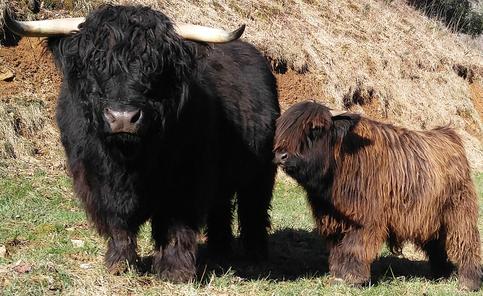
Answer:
[6,5,280,282]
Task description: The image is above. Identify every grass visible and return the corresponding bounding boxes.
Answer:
[0,172,482,295]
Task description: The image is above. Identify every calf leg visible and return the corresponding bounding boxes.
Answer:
[152,221,198,283]
[422,236,454,279]
[236,165,276,260]
[329,227,385,286]
[443,193,482,291]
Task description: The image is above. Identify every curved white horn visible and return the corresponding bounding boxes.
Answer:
[4,10,85,37]
[175,23,245,43]
[4,9,244,42]
[329,110,348,117]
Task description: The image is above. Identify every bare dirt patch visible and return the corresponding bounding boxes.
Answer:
[275,71,328,111]
[0,38,60,113]
[468,82,483,142]
[470,82,483,123]
[0,37,64,175]
[276,71,388,122]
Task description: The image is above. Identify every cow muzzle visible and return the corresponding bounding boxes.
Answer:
[103,107,143,134]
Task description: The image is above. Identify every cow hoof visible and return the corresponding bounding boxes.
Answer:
[106,260,130,275]
[157,268,196,283]
[153,252,197,283]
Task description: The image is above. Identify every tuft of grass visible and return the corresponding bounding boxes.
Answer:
[0,100,46,159]
[475,172,483,199]
[0,171,482,295]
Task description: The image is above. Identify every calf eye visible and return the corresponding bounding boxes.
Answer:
[308,127,320,141]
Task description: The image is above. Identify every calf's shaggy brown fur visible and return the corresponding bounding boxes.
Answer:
[274,101,481,290]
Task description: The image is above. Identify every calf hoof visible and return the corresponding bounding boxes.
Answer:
[328,276,345,286]
[328,276,368,288]
[459,275,481,292]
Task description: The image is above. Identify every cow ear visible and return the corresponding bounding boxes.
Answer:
[46,36,80,76]
[332,113,360,139]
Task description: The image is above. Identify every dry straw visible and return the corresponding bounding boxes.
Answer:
[0,0,482,170]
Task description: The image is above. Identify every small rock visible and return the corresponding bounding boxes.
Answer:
[71,239,85,248]
[0,245,6,258]
[79,263,92,269]
[13,262,32,274]
[0,68,14,81]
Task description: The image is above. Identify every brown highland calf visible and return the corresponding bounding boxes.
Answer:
[274,101,481,291]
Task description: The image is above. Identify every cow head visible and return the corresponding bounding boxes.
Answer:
[4,5,245,146]
[274,101,359,183]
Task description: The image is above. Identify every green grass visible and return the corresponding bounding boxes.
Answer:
[0,172,482,295]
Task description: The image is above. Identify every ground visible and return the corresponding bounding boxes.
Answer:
[0,172,482,295]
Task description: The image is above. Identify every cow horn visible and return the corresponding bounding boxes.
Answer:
[4,9,244,42]
[4,10,85,37]
[175,23,245,43]
[330,110,348,117]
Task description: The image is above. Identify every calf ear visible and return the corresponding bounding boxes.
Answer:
[332,113,360,140]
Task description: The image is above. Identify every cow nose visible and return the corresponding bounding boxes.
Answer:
[103,108,143,134]
[274,152,288,165]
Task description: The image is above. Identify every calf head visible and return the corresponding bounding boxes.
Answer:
[274,101,360,185]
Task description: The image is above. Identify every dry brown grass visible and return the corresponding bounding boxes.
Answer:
[0,96,64,177]
[0,0,482,170]
[110,0,483,169]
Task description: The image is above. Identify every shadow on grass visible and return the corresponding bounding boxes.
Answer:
[197,228,330,281]
[194,228,436,285]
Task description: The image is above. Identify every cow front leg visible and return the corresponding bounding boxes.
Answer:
[236,164,276,261]
[105,228,139,274]
[152,223,198,283]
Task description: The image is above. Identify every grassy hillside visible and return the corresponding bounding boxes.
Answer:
[0,1,482,294]
[0,0,482,172]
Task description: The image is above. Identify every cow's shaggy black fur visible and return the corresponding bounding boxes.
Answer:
[47,5,279,282]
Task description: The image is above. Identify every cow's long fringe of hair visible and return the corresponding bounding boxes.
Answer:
[47,5,196,120]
